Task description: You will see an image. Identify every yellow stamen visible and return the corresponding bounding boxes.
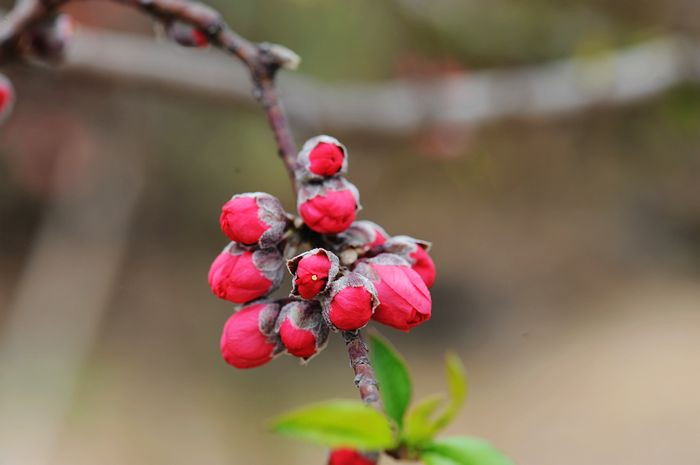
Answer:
[311,274,318,281]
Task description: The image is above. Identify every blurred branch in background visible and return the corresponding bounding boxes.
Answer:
[58,28,700,135]
[0,146,142,465]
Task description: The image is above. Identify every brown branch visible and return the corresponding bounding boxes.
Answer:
[0,0,300,185]
[342,330,383,411]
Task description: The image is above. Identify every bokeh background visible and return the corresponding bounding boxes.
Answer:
[1,1,699,464]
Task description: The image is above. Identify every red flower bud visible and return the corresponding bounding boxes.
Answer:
[0,75,15,123]
[276,301,329,360]
[166,20,209,47]
[208,243,284,304]
[297,135,348,180]
[220,192,287,248]
[338,220,389,249]
[220,302,282,369]
[322,273,379,331]
[287,248,340,299]
[354,254,431,331]
[298,178,360,234]
[329,449,376,465]
[382,235,435,288]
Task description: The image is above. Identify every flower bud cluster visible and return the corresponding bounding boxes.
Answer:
[210,135,437,370]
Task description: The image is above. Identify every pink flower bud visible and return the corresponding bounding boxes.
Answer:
[298,178,360,234]
[322,273,379,331]
[275,301,329,360]
[0,75,15,124]
[220,302,282,369]
[208,243,284,304]
[338,220,389,249]
[297,135,348,180]
[382,235,435,288]
[220,192,287,248]
[166,20,209,47]
[287,248,340,299]
[354,254,431,331]
[329,449,375,465]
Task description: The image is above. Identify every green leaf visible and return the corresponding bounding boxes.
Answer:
[270,400,396,450]
[432,352,467,431]
[369,333,412,428]
[402,393,446,445]
[422,453,461,465]
[421,436,514,465]
[402,353,468,447]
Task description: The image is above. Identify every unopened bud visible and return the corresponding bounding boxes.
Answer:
[297,177,360,234]
[296,135,348,180]
[220,192,288,248]
[287,248,340,299]
[322,273,378,331]
[208,243,284,304]
[220,301,282,369]
[276,301,329,360]
[354,254,431,331]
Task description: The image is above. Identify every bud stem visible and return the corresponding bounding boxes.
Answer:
[341,330,383,411]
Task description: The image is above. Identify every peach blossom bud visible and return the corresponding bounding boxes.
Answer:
[353,254,431,331]
[275,301,328,360]
[220,192,288,248]
[322,273,379,331]
[287,248,340,299]
[208,243,284,304]
[220,301,282,369]
[297,178,360,234]
[296,135,348,180]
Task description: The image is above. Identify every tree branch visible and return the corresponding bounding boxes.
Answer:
[342,330,383,410]
[0,0,300,186]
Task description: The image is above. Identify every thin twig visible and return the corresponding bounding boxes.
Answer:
[0,0,300,185]
[342,330,383,410]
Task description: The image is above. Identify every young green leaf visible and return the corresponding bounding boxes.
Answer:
[402,393,446,445]
[270,400,396,450]
[432,352,467,431]
[421,436,514,465]
[369,333,412,428]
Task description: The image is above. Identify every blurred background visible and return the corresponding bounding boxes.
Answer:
[1,0,699,464]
